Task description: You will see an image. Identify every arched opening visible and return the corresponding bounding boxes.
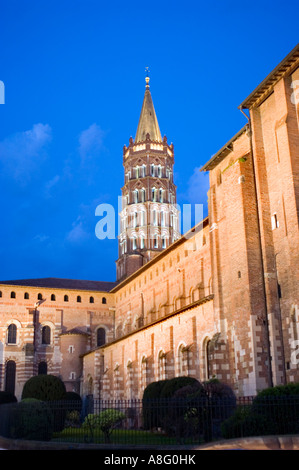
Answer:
[5,360,16,395]
[24,292,29,300]
[38,361,48,375]
[97,328,106,347]
[7,324,17,344]
[42,325,51,345]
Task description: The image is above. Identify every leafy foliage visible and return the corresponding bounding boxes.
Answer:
[21,374,66,401]
[83,409,125,443]
[9,398,54,441]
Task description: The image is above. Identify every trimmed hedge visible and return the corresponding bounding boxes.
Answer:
[9,399,54,441]
[22,374,66,401]
[21,375,67,432]
[221,383,299,439]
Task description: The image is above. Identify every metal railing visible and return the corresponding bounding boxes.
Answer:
[0,395,299,446]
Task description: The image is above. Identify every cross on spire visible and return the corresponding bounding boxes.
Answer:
[145,67,150,87]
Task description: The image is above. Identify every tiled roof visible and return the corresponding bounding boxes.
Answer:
[0,277,117,292]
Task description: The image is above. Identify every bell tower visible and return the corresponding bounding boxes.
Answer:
[116,75,180,281]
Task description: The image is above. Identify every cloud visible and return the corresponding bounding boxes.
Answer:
[44,174,60,198]
[0,123,52,184]
[186,167,210,207]
[66,216,91,244]
[78,123,105,163]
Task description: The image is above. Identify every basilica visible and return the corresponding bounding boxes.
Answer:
[1,44,299,400]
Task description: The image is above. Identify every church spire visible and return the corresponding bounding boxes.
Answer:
[135,72,162,143]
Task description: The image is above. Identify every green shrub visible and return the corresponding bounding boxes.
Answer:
[164,381,207,441]
[251,383,299,435]
[22,374,66,401]
[9,399,54,441]
[203,379,237,425]
[221,405,271,439]
[160,377,201,399]
[83,409,125,443]
[64,391,82,412]
[0,391,17,405]
[22,375,67,432]
[142,380,169,429]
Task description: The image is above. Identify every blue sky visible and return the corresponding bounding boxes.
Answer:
[0,0,297,282]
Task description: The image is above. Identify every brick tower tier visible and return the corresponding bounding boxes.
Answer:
[116,76,180,281]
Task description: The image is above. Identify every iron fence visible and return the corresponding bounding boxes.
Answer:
[0,395,299,446]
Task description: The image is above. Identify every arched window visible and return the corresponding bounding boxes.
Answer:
[90,296,94,304]
[141,357,147,392]
[42,325,51,345]
[159,188,163,202]
[51,294,56,301]
[5,360,16,394]
[10,291,16,299]
[152,187,156,202]
[134,189,139,204]
[178,344,188,377]
[162,236,167,249]
[38,361,47,375]
[0,291,2,298]
[132,237,137,250]
[97,328,106,347]
[206,340,213,380]
[102,297,107,304]
[158,351,166,380]
[64,295,69,302]
[7,324,17,344]
[37,293,42,300]
[77,295,81,303]
[24,292,29,300]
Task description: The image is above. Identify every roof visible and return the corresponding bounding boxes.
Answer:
[110,217,209,292]
[0,277,117,292]
[135,77,162,143]
[200,125,248,172]
[239,43,299,110]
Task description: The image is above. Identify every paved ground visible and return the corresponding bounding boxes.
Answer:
[0,435,299,450]
[196,435,299,450]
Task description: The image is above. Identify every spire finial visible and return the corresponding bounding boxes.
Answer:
[145,67,150,88]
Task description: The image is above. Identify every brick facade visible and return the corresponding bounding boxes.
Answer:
[0,45,298,400]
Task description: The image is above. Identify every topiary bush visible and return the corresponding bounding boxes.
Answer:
[0,391,17,405]
[9,398,54,441]
[221,405,271,439]
[202,378,237,438]
[163,381,207,441]
[251,383,299,435]
[22,374,66,401]
[142,379,169,430]
[159,377,201,399]
[22,375,67,432]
